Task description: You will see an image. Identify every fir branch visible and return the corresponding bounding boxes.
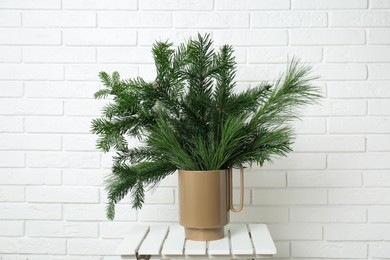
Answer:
[92,33,322,218]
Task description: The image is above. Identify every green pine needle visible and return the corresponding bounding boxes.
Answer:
[92,33,322,219]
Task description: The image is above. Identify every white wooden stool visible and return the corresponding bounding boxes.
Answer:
[117,224,276,259]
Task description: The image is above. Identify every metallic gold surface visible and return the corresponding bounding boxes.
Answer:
[178,169,229,241]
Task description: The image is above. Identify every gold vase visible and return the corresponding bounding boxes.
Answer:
[178,167,244,241]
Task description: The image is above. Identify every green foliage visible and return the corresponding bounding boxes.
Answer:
[91,33,321,219]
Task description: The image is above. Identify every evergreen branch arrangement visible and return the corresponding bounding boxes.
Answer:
[91,34,321,220]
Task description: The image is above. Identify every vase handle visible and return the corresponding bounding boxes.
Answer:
[228,165,244,213]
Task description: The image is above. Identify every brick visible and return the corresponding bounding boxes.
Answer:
[0,11,21,27]
[65,64,138,81]
[292,242,367,258]
[62,169,104,186]
[328,81,390,98]
[1,255,27,260]
[236,64,285,81]
[138,205,178,221]
[100,223,142,238]
[24,47,96,63]
[0,29,61,45]
[215,0,290,10]
[139,0,178,10]
[329,117,390,134]
[67,238,119,255]
[0,99,63,115]
[363,170,390,186]
[330,11,390,27]
[0,151,24,167]
[293,135,365,152]
[213,30,288,46]
[235,48,253,64]
[261,153,326,170]
[304,99,367,116]
[0,117,23,132]
[25,81,98,99]
[325,224,390,240]
[138,30,209,46]
[0,134,61,150]
[325,46,390,62]
[290,29,365,45]
[369,206,390,222]
[369,29,390,44]
[291,206,366,222]
[98,47,153,63]
[231,207,289,222]
[27,257,100,260]
[252,12,327,28]
[0,0,61,9]
[23,11,96,28]
[329,152,390,169]
[0,168,61,185]
[371,0,390,8]
[248,46,322,63]
[293,117,327,134]
[144,188,175,204]
[26,152,100,168]
[137,64,157,81]
[0,64,63,80]
[0,82,23,97]
[64,204,136,221]
[369,64,390,80]
[63,204,107,221]
[253,188,327,205]
[268,223,322,240]
[25,117,91,133]
[63,0,137,10]
[0,238,65,254]
[27,186,99,203]
[0,47,22,62]
[0,221,24,236]
[63,134,97,151]
[0,203,62,220]
[288,170,362,187]
[101,152,115,169]
[99,12,171,28]
[179,0,213,10]
[292,0,367,9]
[274,242,290,257]
[370,242,390,258]
[173,12,249,28]
[63,29,137,46]
[64,100,106,116]
[158,173,178,187]
[242,168,286,187]
[329,188,390,204]
[316,64,367,80]
[26,221,98,237]
[0,186,24,202]
[368,135,390,151]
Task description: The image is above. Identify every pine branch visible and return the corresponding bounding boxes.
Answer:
[92,34,322,218]
[105,161,176,220]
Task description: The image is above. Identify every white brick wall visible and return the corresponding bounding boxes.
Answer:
[0,1,389,259]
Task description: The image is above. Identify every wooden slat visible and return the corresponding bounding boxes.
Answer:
[161,225,186,255]
[249,224,277,255]
[229,224,254,255]
[138,225,169,255]
[116,225,149,255]
[185,240,207,255]
[117,224,276,259]
[208,228,230,255]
